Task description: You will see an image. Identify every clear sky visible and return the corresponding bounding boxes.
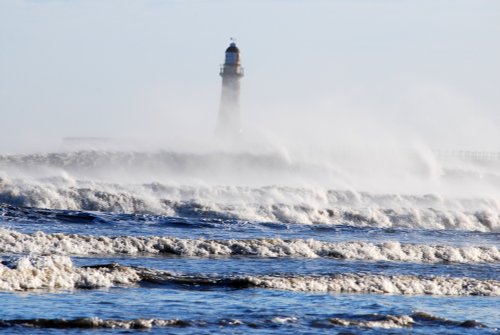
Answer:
[0,0,499,152]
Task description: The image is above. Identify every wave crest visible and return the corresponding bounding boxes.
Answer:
[0,255,139,291]
[1,229,498,263]
[0,313,488,330]
[1,256,498,295]
[1,181,500,231]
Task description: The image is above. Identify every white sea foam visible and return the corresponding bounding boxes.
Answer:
[329,315,414,329]
[0,255,140,291]
[1,229,498,263]
[270,316,298,324]
[244,274,500,296]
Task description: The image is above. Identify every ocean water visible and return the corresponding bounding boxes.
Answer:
[0,149,499,334]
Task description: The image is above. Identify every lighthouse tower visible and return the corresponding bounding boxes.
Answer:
[216,41,244,137]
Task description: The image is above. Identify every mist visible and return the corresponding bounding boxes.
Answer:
[1,0,500,199]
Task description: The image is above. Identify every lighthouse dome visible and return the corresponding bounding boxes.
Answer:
[224,42,240,65]
[225,42,239,53]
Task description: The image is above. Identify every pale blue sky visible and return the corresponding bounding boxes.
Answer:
[0,0,499,151]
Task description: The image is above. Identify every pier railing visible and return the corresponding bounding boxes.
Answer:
[434,150,500,162]
[220,65,244,76]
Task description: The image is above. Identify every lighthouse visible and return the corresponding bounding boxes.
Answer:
[216,41,244,137]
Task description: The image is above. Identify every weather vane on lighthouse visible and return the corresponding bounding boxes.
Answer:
[216,39,244,137]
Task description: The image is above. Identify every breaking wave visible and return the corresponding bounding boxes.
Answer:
[1,255,498,295]
[327,315,415,329]
[1,229,498,263]
[1,179,500,231]
[239,274,500,296]
[316,312,488,329]
[1,150,500,231]
[0,255,139,291]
